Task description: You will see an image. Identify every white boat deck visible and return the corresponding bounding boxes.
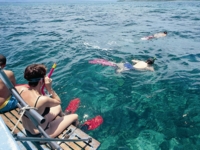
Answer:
[0,108,100,150]
[0,117,21,150]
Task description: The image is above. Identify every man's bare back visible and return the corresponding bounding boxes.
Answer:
[0,70,16,106]
[0,54,17,112]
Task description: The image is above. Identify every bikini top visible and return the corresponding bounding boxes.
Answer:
[20,90,50,117]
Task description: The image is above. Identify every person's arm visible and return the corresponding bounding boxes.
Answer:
[42,94,61,108]
[5,70,16,86]
[146,66,154,72]
[48,89,61,102]
[44,76,61,103]
[10,71,16,86]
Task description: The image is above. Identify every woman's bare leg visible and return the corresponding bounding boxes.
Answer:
[45,114,78,138]
[45,105,62,122]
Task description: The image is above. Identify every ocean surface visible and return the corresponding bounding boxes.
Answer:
[0,1,200,150]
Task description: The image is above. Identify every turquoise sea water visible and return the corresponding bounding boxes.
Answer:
[1,1,200,149]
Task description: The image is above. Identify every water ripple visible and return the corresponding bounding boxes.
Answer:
[0,1,200,150]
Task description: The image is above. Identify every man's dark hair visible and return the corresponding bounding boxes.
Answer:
[0,54,6,66]
[146,58,155,65]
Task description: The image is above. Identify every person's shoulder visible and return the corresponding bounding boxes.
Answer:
[15,86,28,93]
[4,70,14,76]
[132,59,142,63]
[137,61,146,64]
[4,69,16,85]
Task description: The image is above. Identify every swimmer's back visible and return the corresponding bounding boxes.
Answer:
[133,61,148,69]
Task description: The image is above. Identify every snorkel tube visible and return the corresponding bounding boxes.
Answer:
[152,57,157,64]
[41,63,57,95]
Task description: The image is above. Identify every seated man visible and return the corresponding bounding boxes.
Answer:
[0,54,18,113]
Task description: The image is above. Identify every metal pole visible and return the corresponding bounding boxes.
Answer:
[15,136,92,142]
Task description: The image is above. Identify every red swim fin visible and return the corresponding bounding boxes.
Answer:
[82,115,103,130]
[65,98,80,114]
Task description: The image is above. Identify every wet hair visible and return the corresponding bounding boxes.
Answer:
[24,64,47,87]
[164,31,167,34]
[146,58,155,65]
[0,54,6,66]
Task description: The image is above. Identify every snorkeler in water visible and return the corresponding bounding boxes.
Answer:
[115,58,155,73]
[141,31,167,40]
[89,58,156,73]
[153,31,167,38]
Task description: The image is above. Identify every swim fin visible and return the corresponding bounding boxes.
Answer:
[65,98,80,114]
[89,59,116,67]
[81,115,103,131]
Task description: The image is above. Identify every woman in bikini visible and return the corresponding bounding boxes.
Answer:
[16,64,78,138]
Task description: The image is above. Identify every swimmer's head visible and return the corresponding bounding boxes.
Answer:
[0,54,6,68]
[146,58,156,65]
[164,31,167,34]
